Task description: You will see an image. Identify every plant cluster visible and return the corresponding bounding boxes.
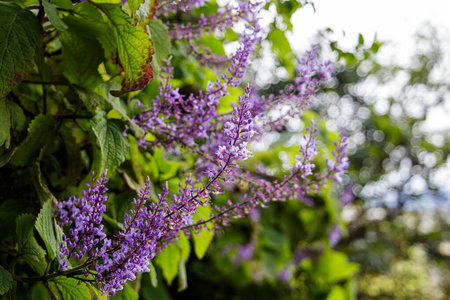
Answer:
[0,0,351,298]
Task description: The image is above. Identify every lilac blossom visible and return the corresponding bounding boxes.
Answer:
[329,225,341,248]
[325,135,350,183]
[250,46,335,135]
[157,0,206,16]
[341,183,355,206]
[94,179,166,295]
[54,173,108,269]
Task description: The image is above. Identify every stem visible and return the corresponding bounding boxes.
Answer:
[44,280,58,300]
[11,259,94,283]
[22,79,71,86]
[56,114,93,120]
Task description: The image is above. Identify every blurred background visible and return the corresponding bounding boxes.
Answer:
[263,1,450,298]
[140,1,450,299]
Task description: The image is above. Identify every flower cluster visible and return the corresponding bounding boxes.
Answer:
[133,12,261,150]
[281,45,335,109]
[325,135,350,183]
[215,84,255,167]
[54,173,109,269]
[250,46,335,135]
[54,0,350,295]
[94,179,166,295]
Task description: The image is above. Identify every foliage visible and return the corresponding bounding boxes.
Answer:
[0,0,353,299]
[317,25,450,298]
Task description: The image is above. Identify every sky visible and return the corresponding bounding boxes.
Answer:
[289,0,450,65]
[286,0,450,133]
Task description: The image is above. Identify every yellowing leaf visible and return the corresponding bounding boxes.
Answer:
[96,3,154,96]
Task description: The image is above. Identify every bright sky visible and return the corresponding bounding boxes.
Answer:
[289,0,450,66]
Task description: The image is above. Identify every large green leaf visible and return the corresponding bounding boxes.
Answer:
[155,243,181,285]
[60,31,104,88]
[9,114,55,167]
[96,3,154,96]
[92,110,130,174]
[0,2,41,99]
[16,214,47,275]
[35,200,59,260]
[51,277,90,300]
[0,265,13,295]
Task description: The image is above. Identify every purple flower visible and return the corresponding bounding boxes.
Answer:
[341,183,355,206]
[54,173,109,268]
[329,225,341,248]
[94,179,166,295]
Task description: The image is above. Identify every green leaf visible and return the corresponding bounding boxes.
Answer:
[315,250,359,283]
[91,110,130,174]
[33,155,59,205]
[89,285,108,300]
[358,33,364,47]
[0,265,13,295]
[0,98,26,149]
[42,0,68,31]
[178,231,190,262]
[262,226,288,250]
[148,260,158,288]
[177,255,187,292]
[96,3,154,96]
[139,270,171,300]
[51,277,90,300]
[192,206,214,259]
[61,132,82,187]
[35,200,59,260]
[75,85,145,138]
[16,214,47,274]
[114,283,139,300]
[7,99,26,134]
[9,114,55,167]
[0,98,10,147]
[267,28,292,58]
[155,243,181,285]
[148,19,171,66]
[52,0,74,10]
[60,32,104,88]
[326,285,346,300]
[62,5,108,40]
[0,2,41,99]
[0,199,31,242]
